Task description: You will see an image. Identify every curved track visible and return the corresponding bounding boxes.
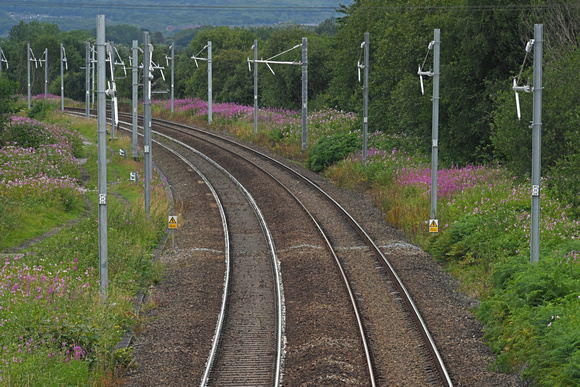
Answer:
[67,107,452,386]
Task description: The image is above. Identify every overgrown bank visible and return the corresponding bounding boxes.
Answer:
[0,105,169,385]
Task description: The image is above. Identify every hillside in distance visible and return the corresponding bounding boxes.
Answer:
[0,0,351,35]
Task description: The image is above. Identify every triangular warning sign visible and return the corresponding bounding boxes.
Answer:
[169,218,176,224]
[168,216,178,229]
[429,219,438,233]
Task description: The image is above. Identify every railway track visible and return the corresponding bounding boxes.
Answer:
[66,107,453,385]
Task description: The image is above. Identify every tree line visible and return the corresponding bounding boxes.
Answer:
[1,1,579,200]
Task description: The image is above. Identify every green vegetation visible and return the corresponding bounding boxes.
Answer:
[3,1,580,384]
[0,109,169,384]
[306,132,359,172]
[161,88,580,384]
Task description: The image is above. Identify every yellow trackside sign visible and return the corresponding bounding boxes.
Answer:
[429,219,438,233]
[168,216,177,229]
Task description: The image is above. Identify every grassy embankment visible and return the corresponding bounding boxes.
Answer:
[0,99,169,385]
[152,97,580,385]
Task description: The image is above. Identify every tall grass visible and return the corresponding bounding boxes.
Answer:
[0,110,169,384]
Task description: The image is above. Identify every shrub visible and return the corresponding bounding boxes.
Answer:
[306,132,360,172]
[546,152,580,218]
[27,99,57,121]
[0,77,18,146]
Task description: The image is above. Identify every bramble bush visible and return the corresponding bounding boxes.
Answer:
[306,132,359,173]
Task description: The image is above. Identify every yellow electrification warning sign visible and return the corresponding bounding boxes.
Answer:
[429,219,438,233]
[168,216,178,229]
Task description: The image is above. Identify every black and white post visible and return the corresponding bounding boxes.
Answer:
[96,14,108,299]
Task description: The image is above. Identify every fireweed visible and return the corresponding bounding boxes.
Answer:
[156,99,357,145]
[7,116,83,156]
[0,113,168,383]
[1,116,83,205]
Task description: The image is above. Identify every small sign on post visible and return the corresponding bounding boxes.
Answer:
[119,148,127,160]
[168,215,177,250]
[429,219,438,233]
[130,171,138,185]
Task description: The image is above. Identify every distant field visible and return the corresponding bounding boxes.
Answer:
[0,0,350,36]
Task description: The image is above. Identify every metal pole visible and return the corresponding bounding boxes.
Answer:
[44,48,48,100]
[171,44,174,116]
[254,39,258,135]
[85,42,90,119]
[0,46,2,77]
[60,43,64,111]
[96,14,108,300]
[143,31,152,217]
[531,24,543,264]
[27,43,31,109]
[208,41,212,125]
[430,29,441,222]
[301,37,308,151]
[362,32,369,163]
[91,46,95,108]
[132,40,139,159]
